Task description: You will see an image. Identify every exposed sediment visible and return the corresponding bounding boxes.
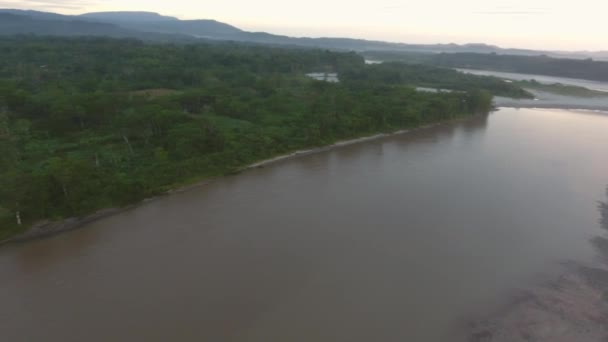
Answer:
[494,90,608,111]
[469,263,608,342]
[470,191,608,342]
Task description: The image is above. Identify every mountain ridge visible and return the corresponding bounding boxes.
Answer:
[0,9,606,60]
[80,11,179,22]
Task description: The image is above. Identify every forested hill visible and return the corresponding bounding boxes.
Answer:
[364,51,608,82]
[0,37,526,239]
[0,13,135,37]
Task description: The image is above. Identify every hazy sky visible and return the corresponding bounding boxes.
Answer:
[2,0,607,51]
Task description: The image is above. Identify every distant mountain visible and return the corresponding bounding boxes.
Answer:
[590,52,608,61]
[80,11,178,22]
[80,16,244,38]
[563,51,608,61]
[0,8,605,61]
[0,13,135,37]
[0,9,69,20]
[0,9,240,40]
[0,11,199,42]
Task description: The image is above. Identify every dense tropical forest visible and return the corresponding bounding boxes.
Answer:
[0,36,527,239]
[364,51,608,82]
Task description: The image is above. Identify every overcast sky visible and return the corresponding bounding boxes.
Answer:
[2,0,607,51]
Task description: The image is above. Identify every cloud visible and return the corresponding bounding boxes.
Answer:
[474,5,550,16]
[474,10,548,15]
[0,0,95,11]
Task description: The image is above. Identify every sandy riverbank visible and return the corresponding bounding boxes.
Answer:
[494,90,608,111]
[469,262,608,342]
[246,129,412,169]
[469,192,608,342]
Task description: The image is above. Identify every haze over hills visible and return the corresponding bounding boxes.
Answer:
[0,8,606,60]
[80,11,179,22]
[80,11,244,38]
[0,12,137,38]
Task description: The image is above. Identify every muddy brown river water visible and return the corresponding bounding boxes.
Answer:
[1,108,608,342]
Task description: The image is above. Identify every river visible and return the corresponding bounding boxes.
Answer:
[1,108,608,342]
[455,68,608,111]
[457,68,608,93]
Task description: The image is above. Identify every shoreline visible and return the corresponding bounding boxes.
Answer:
[245,128,412,169]
[494,89,608,112]
[7,103,604,247]
[2,104,604,247]
[0,118,464,247]
[495,102,608,112]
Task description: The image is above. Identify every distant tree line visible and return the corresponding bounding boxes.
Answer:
[364,50,608,82]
